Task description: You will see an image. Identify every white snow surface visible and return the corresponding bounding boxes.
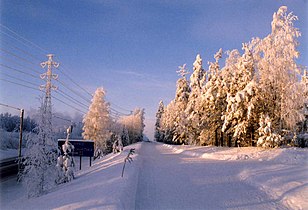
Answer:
[1,142,307,210]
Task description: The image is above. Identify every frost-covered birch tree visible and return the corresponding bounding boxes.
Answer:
[254,6,305,133]
[82,87,111,154]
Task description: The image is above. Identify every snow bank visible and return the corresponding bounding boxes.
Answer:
[162,143,300,161]
[1,143,142,210]
[238,147,308,210]
[163,143,308,209]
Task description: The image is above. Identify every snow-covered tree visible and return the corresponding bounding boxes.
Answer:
[221,44,259,146]
[56,126,75,183]
[118,108,145,144]
[254,6,304,133]
[160,101,177,143]
[82,87,111,154]
[301,70,308,133]
[112,134,123,153]
[198,49,226,146]
[257,114,282,148]
[172,64,191,144]
[21,99,59,197]
[185,54,205,145]
[131,108,145,143]
[158,6,306,148]
[120,127,130,146]
[154,100,165,142]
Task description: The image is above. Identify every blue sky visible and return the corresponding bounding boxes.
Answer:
[0,0,307,139]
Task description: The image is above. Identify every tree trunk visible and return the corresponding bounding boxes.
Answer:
[215,129,218,147]
[220,131,224,147]
[227,135,231,147]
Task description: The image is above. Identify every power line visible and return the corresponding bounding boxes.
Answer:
[0,77,85,112]
[1,56,42,74]
[55,79,92,104]
[105,96,132,113]
[58,66,93,98]
[0,25,134,117]
[0,48,38,66]
[1,38,43,62]
[0,78,41,91]
[58,68,132,115]
[0,103,21,111]
[52,94,86,115]
[54,90,89,110]
[0,63,38,78]
[53,114,74,123]
[1,72,40,87]
[57,89,89,108]
[1,78,86,115]
[0,24,48,54]
[110,107,130,116]
[57,67,132,115]
[109,101,132,113]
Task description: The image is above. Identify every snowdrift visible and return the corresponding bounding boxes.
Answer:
[163,143,308,209]
[1,143,143,210]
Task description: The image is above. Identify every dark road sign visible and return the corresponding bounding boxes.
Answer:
[58,139,94,157]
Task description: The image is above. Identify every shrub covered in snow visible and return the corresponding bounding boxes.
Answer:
[112,134,123,154]
[56,128,75,183]
[257,115,282,148]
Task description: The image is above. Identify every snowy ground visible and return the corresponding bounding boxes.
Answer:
[1,142,307,209]
[162,144,308,209]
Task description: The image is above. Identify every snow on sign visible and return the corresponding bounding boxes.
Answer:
[58,139,94,157]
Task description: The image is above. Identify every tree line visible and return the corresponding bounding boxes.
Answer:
[0,112,37,132]
[155,6,307,148]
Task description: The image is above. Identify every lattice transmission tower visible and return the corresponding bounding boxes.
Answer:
[39,54,59,140]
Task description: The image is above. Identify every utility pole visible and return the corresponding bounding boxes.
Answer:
[18,109,24,158]
[0,103,24,173]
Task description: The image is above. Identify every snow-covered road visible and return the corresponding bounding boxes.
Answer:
[135,142,287,210]
[1,142,306,209]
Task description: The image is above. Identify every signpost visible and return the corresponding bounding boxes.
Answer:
[58,139,94,170]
